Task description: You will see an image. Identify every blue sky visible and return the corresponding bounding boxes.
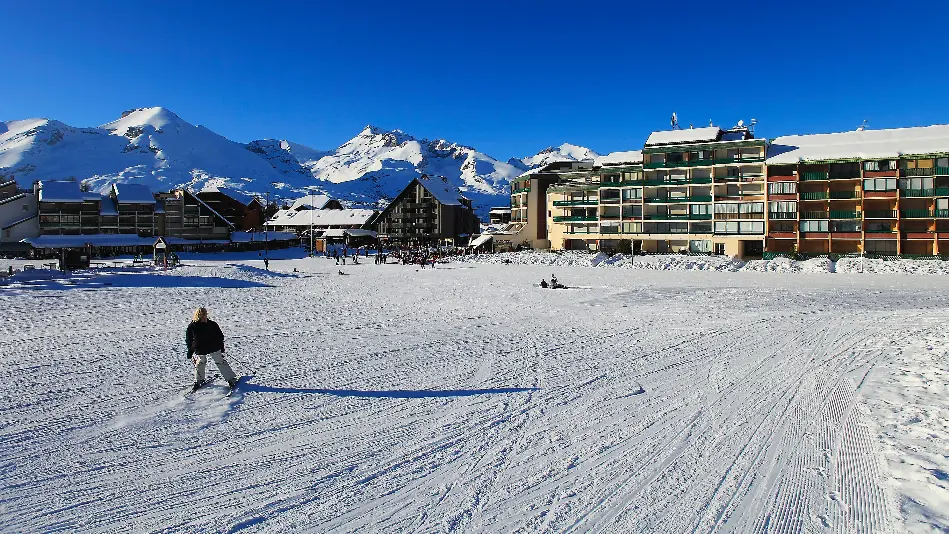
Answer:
[2,0,948,160]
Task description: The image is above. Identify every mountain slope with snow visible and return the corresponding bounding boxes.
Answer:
[513,142,600,170]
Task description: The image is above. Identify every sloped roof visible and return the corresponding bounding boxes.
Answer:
[100,197,118,216]
[290,195,332,211]
[112,183,156,204]
[595,150,644,166]
[201,186,258,206]
[645,126,721,147]
[417,175,465,206]
[767,124,949,164]
[2,214,36,230]
[267,208,376,227]
[38,181,86,203]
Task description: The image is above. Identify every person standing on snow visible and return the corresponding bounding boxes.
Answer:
[186,307,238,390]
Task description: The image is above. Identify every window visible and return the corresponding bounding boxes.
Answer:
[864,160,896,171]
[691,204,712,215]
[4,229,9,238]
[831,221,861,232]
[769,201,797,213]
[713,221,764,234]
[866,221,894,232]
[898,177,934,190]
[690,240,712,252]
[602,173,621,184]
[622,222,641,233]
[715,203,738,214]
[740,203,764,214]
[768,182,797,195]
[622,188,642,200]
[863,178,897,191]
[22,204,28,211]
[938,158,948,168]
[691,222,712,233]
[799,220,828,232]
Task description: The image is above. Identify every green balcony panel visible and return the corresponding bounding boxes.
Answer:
[935,167,949,176]
[829,173,860,180]
[936,209,949,218]
[864,210,898,218]
[801,211,829,219]
[904,168,935,177]
[801,172,829,181]
[829,211,860,219]
[936,188,949,197]
[800,192,828,200]
[900,209,933,218]
[902,188,935,197]
[552,216,598,222]
[553,200,599,206]
[769,212,797,220]
[829,191,859,199]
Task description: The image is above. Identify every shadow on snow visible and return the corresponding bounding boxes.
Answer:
[242,383,539,399]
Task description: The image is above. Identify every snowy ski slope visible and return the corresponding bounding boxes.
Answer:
[0,255,946,533]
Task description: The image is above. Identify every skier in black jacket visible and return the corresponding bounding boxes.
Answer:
[186,307,239,390]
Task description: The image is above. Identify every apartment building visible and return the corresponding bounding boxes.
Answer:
[765,125,949,256]
[504,161,594,250]
[375,175,480,244]
[0,179,38,252]
[547,125,767,256]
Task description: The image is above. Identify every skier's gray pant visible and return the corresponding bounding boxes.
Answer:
[194,351,237,383]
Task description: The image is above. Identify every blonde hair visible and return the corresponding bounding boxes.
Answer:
[192,307,208,322]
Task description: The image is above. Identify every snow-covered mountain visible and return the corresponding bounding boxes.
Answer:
[0,107,594,219]
[251,125,524,212]
[512,143,600,170]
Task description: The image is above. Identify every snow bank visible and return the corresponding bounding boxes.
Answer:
[458,251,949,275]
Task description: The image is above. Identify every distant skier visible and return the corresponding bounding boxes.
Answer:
[186,307,238,390]
[264,258,270,271]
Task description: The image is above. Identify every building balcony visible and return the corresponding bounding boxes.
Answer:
[511,188,530,194]
[642,179,690,186]
[769,212,797,220]
[903,232,936,240]
[864,210,898,218]
[800,191,828,200]
[553,200,599,206]
[902,168,935,177]
[902,188,935,197]
[831,232,862,239]
[936,167,949,176]
[644,214,711,220]
[645,195,712,203]
[552,216,598,222]
[801,172,829,181]
[901,209,934,218]
[829,211,860,219]
[801,211,828,219]
[829,191,860,199]
[828,172,861,180]
[937,210,949,218]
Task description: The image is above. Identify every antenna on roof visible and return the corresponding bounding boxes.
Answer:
[709,119,713,127]
[671,112,680,130]
[856,119,869,131]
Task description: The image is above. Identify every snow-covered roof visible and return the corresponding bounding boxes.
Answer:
[595,150,644,166]
[201,186,258,206]
[645,127,721,147]
[767,124,949,164]
[289,195,331,211]
[229,231,297,243]
[38,181,87,203]
[417,176,465,206]
[323,228,378,238]
[0,179,16,189]
[0,192,26,206]
[112,183,156,204]
[99,197,118,216]
[489,207,512,214]
[469,234,493,248]
[267,208,375,227]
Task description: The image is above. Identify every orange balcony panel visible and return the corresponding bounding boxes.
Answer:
[904,232,935,240]
[769,194,796,201]
[768,175,797,182]
[768,232,797,239]
[865,191,897,198]
[866,233,897,239]
[831,232,861,239]
[864,170,898,178]
[801,233,829,239]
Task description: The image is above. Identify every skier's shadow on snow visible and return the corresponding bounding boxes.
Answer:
[242,383,539,398]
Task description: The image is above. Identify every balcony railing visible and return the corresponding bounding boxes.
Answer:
[829,172,861,180]
[769,212,797,219]
[902,188,935,197]
[552,216,598,222]
[800,191,828,200]
[937,209,949,218]
[645,213,712,220]
[936,167,949,176]
[900,209,933,218]
[645,196,713,203]
[511,188,530,194]
[829,211,860,219]
[864,210,898,218]
[801,211,828,219]
[829,191,860,199]
[902,168,935,177]
[553,200,598,206]
[937,187,949,196]
[642,179,690,186]
[801,172,829,181]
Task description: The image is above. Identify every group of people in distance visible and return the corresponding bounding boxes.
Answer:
[539,274,567,290]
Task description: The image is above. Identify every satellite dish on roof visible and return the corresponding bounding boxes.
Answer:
[738,119,745,128]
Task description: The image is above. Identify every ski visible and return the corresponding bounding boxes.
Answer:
[183,375,219,397]
[224,376,247,398]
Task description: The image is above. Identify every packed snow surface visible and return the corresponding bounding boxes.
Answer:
[1,252,947,533]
